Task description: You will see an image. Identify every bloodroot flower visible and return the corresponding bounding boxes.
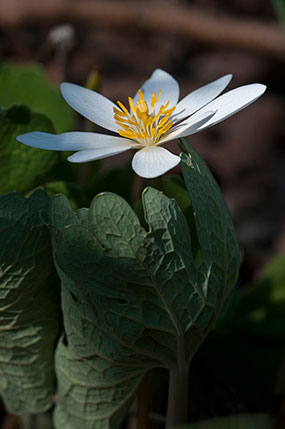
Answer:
[17,69,266,178]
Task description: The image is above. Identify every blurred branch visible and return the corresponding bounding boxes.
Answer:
[0,0,285,60]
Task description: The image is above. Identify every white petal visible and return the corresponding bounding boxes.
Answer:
[174,74,232,119]
[60,83,119,132]
[159,110,217,143]
[191,83,267,131]
[16,131,137,151]
[132,146,180,178]
[133,69,179,110]
[68,145,134,163]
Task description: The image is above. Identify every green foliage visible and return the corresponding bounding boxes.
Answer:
[42,180,89,210]
[272,0,285,24]
[199,252,285,408]
[163,175,191,212]
[0,61,75,132]
[0,190,61,413]
[231,253,285,338]
[0,105,59,194]
[49,139,239,428]
[175,413,273,429]
[179,137,240,301]
[163,175,201,266]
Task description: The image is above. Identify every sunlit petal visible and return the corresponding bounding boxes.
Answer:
[60,83,119,132]
[16,131,137,152]
[174,74,232,120]
[133,69,179,111]
[132,146,180,178]
[68,146,135,163]
[160,110,216,143]
[191,83,267,131]
[17,71,266,179]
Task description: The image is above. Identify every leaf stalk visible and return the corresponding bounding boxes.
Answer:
[166,336,189,427]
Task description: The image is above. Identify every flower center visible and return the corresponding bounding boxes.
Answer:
[113,90,176,145]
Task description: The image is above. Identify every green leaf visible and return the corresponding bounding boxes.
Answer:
[163,175,191,212]
[0,61,74,132]
[163,175,201,266]
[0,105,59,194]
[49,146,239,428]
[0,190,61,413]
[174,413,273,429]
[180,137,240,303]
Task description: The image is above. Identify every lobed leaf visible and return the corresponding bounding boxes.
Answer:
[0,190,61,413]
[49,138,240,427]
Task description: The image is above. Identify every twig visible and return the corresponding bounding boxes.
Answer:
[0,0,284,60]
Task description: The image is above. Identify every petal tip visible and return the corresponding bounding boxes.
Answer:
[225,73,233,82]
[16,132,33,144]
[258,83,267,94]
[16,134,24,143]
[67,153,80,163]
[60,81,73,96]
[247,83,267,99]
[152,68,167,76]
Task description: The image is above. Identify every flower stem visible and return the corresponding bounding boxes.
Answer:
[166,356,189,427]
[166,366,189,427]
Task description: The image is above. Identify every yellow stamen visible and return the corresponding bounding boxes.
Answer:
[114,114,127,122]
[118,129,136,139]
[156,120,174,139]
[115,90,176,145]
[117,101,129,116]
[161,100,170,110]
[128,97,136,115]
[136,91,149,119]
[152,105,165,123]
[138,89,146,104]
[162,106,176,116]
[117,123,135,133]
[147,116,153,127]
[150,92,156,109]
[113,107,127,117]
[127,117,139,126]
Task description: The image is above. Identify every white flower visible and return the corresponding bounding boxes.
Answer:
[17,69,266,179]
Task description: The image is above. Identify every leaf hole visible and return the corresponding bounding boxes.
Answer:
[33,290,40,298]
[117,298,129,306]
[70,292,79,303]
[62,333,68,347]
